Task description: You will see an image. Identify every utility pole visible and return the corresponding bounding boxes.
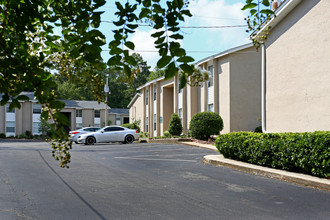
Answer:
[104,74,109,127]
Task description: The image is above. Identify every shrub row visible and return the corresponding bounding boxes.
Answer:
[121,123,140,132]
[215,131,330,178]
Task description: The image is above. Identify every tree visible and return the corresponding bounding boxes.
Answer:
[0,0,195,167]
[147,67,165,81]
[168,113,183,136]
[242,0,274,48]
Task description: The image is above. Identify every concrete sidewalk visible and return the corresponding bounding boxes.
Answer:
[181,141,330,192]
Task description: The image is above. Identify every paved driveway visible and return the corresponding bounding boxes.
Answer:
[0,141,329,219]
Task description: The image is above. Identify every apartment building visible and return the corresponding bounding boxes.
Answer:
[128,43,261,137]
[259,0,330,132]
[0,92,129,137]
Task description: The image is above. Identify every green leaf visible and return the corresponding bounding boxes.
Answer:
[241,3,257,10]
[177,56,194,63]
[250,9,257,16]
[124,64,132,78]
[157,56,172,69]
[151,31,165,38]
[49,100,65,109]
[16,95,29,101]
[164,61,178,79]
[173,48,186,57]
[125,55,137,66]
[127,24,138,29]
[41,111,49,121]
[262,0,270,7]
[179,73,187,89]
[107,56,122,66]
[155,36,165,44]
[124,41,135,50]
[169,34,183,40]
[179,64,193,74]
[260,9,274,15]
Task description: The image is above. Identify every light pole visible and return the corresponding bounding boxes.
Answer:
[104,74,109,127]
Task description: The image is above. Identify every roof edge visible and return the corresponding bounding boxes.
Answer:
[196,42,254,65]
[255,0,302,39]
[127,93,141,108]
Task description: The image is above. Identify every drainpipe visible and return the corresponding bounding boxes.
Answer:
[261,44,266,133]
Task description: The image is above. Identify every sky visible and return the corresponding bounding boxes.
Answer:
[99,0,251,69]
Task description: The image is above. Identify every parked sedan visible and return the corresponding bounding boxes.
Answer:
[69,127,100,143]
[77,126,139,145]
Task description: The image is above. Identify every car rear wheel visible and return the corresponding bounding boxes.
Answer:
[86,136,96,145]
[125,135,134,144]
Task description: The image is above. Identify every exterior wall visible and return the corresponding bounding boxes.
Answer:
[129,95,144,127]
[186,84,198,130]
[109,113,116,125]
[0,105,5,134]
[16,106,23,135]
[22,102,33,133]
[161,80,174,135]
[229,47,261,132]
[82,109,94,127]
[265,0,330,132]
[217,57,231,133]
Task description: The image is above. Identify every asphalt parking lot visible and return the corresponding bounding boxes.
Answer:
[0,141,329,220]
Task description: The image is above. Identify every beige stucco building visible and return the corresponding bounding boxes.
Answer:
[128,43,261,137]
[0,92,129,137]
[259,0,330,132]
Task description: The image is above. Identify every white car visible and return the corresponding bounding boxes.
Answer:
[69,127,100,143]
[77,126,139,145]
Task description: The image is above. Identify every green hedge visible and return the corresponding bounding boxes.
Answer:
[189,112,223,140]
[122,123,140,132]
[215,131,330,178]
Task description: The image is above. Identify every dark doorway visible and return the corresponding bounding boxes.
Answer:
[123,117,129,124]
[61,112,71,133]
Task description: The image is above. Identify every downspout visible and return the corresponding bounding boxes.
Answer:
[261,44,266,133]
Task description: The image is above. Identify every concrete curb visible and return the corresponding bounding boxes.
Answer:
[203,155,330,192]
[180,141,218,151]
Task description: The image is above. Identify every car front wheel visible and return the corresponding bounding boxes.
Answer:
[86,136,96,145]
[124,135,134,144]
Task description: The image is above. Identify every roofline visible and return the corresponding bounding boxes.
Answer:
[255,0,302,38]
[127,93,141,108]
[136,76,165,91]
[196,42,254,65]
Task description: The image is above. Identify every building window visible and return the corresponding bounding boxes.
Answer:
[33,104,42,114]
[153,114,156,131]
[146,89,149,105]
[76,123,83,129]
[207,65,214,87]
[116,115,121,125]
[94,110,100,118]
[178,108,183,121]
[159,116,163,124]
[207,104,214,112]
[6,121,15,133]
[76,109,82,117]
[153,84,157,101]
[33,122,40,134]
[145,117,148,132]
[123,117,129,124]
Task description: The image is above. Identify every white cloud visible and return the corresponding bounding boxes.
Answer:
[129,29,160,68]
[186,0,249,51]
[129,29,183,69]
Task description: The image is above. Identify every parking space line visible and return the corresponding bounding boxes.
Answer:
[114,156,197,162]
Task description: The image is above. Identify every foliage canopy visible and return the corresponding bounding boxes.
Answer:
[0,0,194,167]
